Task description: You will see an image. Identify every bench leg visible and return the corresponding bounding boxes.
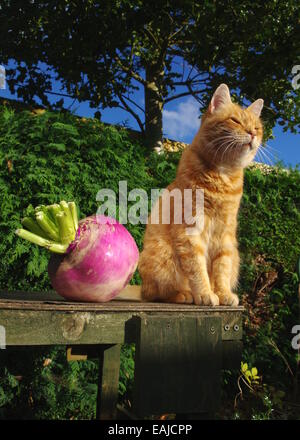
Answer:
[133,316,221,418]
[96,344,121,420]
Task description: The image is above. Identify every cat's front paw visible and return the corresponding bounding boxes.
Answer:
[192,291,220,306]
[216,291,239,306]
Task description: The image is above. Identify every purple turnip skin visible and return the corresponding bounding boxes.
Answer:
[48,215,139,302]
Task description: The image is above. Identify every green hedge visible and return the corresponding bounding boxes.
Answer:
[0,104,299,419]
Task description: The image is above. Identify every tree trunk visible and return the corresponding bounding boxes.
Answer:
[144,64,164,150]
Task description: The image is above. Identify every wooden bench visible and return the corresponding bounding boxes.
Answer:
[0,287,244,419]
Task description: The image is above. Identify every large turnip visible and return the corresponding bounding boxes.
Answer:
[16,202,139,302]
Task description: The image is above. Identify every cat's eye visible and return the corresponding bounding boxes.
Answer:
[230,117,241,125]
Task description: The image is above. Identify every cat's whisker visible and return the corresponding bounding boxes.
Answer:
[261,144,280,162]
[263,142,280,154]
[221,141,236,163]
[257,146,268,163]
[257,146,274,166]
[213,140,237,163]
[209,138,236,164]
[260,145,276,163]
[256,147,268,163]
[204,122,267,167]
[205,138,236,161]
[232,144,242,163]
[207,135,236,147]
[218,139,235,157]
[256,150,264,164]
[211,143,226,164]
[255,149,264,164]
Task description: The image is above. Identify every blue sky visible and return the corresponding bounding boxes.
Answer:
[0,61,299,167]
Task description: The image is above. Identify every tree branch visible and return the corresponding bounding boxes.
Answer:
[122,94,145,114]
[15,84,76,100]
[117,92,145,133]
[187,83,205,106]
[143,25,159,46]
[172,77,209,87]
[164,88,204,104]
[45,89,77,100]
[114,54,147,86]
[169,23,189,44]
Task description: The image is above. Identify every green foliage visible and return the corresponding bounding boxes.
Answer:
[240,362,260,385]
[119,344,135,398]
[239,166,300,388]
[0,105,299,418]
[222,165,300,419]
[0,347,98,419]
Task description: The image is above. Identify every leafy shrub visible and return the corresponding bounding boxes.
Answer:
[239,166,300,387]
[0,346,99,419]
[0,103,299,418]
[221,165,300,419]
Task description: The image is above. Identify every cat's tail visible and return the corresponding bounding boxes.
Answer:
[115,285,143,302]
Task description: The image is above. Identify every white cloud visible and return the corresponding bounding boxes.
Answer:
[163,97,200,141]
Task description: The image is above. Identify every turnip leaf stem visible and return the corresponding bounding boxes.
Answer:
[21,217,49,238]
[56,211,76,244]
[68,201,79,231]
[35,212,60,241]
[15,229,68,254]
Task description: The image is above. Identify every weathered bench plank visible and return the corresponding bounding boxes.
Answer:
[0,309,130,345]
[0,288,242,312]
[0,289,243,346]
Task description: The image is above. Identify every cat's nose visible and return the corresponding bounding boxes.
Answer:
[248,129,256,139]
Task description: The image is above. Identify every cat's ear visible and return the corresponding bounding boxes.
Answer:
[209,84,231,113]
[248,99,264,117]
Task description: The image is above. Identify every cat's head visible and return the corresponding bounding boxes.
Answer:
[199,84,264,169]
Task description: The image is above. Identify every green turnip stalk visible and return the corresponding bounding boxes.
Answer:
[34,205,46,213]
[56,211,76,244]
[46,204,62,227]
[68,201,78,231]
[60,201,74,230]
[21,217,48,239]
[15,229,68,254]
[36,212,60,241]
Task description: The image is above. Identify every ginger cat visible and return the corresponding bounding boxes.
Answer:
[138,84,264,306]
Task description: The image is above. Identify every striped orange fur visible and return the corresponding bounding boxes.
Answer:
[138,84,264,306]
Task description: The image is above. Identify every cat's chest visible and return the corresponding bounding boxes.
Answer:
[202,209,237,247]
